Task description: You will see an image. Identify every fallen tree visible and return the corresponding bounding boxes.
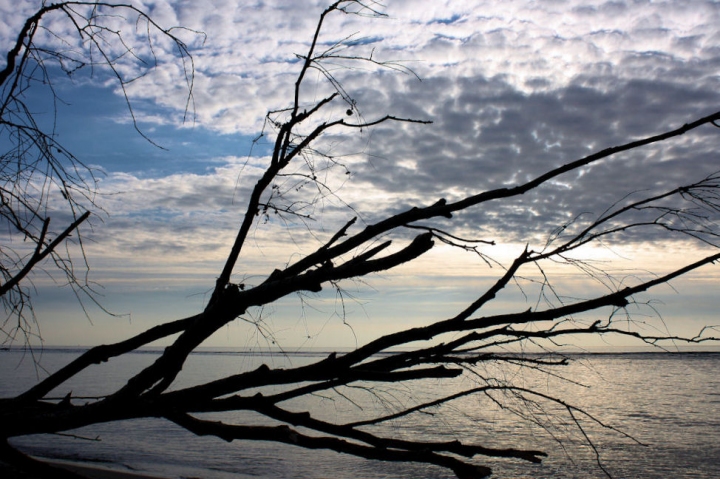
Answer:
[1,1,720,478]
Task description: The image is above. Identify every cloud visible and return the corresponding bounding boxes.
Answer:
[48,0,718,256]
[3,1,720,346]
[5,1,719,132]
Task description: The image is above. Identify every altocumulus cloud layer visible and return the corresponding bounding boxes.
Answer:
[1,0,719,345]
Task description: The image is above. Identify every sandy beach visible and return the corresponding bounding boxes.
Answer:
[1,458,168,479]
[50,460,169,479]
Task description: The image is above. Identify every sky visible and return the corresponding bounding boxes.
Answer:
[1,0,720,350]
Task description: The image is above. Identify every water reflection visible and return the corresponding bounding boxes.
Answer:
[2,350,719,478]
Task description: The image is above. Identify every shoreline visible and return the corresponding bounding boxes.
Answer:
[1,457,168,479]
[48,459,168,479]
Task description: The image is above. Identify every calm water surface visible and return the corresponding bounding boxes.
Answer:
[1,349,719,479]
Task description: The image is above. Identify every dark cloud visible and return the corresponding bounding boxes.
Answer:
[334,63,720,245]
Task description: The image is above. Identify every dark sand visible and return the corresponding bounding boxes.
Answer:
[1,458,167,479]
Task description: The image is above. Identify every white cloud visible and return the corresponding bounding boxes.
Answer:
[3,0,720,346]
[3,1,719,131]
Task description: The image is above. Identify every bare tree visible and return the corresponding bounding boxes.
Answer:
[1,1,720,478]
[0,1,196,347]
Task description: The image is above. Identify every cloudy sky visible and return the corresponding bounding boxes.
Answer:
[2,0,720,350]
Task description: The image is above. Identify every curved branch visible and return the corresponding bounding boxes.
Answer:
[0,211,90,297]
[16,314,199,402]
[165,411,493,479]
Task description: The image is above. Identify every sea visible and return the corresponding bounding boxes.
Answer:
[1,348,719,479]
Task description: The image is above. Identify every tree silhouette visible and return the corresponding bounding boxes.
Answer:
[1,1,720,478]
[0,1,196,348]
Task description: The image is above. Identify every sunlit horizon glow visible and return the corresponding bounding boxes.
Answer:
[1,0,719,349]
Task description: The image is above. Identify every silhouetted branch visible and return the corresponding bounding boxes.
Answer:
[0,1,198,346]
[2,2,720,479]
